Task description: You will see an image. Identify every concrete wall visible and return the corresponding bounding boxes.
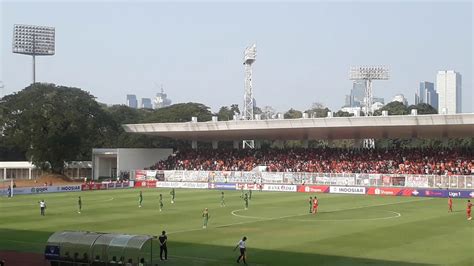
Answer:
[117,148,172,173]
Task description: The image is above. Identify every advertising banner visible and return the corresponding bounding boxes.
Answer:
[134,180,157,188]
[297,185,330,193]
[329,186,366,194]
[135,170,147,180]
[412,189,474,198]
[13,185,82,195]
[236,183,263,191]
[81,183,106,191]
[262,184,297,192]
[156,181,208,189]
[366,187,414,196]
[208,183,236,190]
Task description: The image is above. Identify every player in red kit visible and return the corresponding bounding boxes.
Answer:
[312,197,319,214]
[467,200,472,221]
[448,196,453,212]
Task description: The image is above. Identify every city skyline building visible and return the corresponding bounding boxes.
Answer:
[153,86,172,109]
[126,94,138,109]
[436,70,462,114]
[141,98,153,109]
[392,93,408,106]
[415,81,438,109]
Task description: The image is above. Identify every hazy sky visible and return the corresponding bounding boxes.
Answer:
[1,1,473,113]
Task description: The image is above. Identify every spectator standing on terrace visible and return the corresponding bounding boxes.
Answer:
[202,208,210,228]
[220,191,225,207]
[138,191,143,208]
[170,188,175,204]
[234,236,248,265]
[78,196,82,214]
[159,193,164,211]
[159,231,168,261]
[39,199,46,216]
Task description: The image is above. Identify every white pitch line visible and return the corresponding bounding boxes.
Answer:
[231,198,431,221]
[286,210,401,222]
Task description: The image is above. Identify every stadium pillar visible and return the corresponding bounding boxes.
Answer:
[233,140,239,149]
[212,140,218,149]
[302,140,309,148]
[3,168,6,180]
[192,140,198,150]
[28,168,32,180]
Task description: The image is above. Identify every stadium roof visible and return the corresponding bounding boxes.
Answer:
[123,113,474,141]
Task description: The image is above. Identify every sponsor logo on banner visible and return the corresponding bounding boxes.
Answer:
[262,184,297,192]
[156,182,209,189]
[44,245,60,260]
[59,185,81,192]
[210,183,236,190]
[236,183,262,191]
[330,186,366,194]
[411,189,474,198]
[297,185,330,193]
[366,187,413,196]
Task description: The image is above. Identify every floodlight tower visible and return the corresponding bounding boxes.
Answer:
[12,24,56,84]
[242,43,257,149]
[349,66,389,148]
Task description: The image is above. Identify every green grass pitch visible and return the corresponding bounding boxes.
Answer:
[0,188,473,265]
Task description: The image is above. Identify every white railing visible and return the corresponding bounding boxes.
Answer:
[155,170,473,189]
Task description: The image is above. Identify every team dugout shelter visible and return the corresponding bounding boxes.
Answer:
[45,231,159,266]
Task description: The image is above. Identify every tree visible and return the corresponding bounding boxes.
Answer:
[260,106,276,119]
[284,108,303,119]
[306,107,331,118]
[378,101,409,115]
[407,103,438,115]
[310,102,326,109]
[143,102,213,123]
[217,104,240,121]
[1,83,113,173]
[334,110,353,117]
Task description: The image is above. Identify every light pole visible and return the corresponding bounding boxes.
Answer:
[242,43,257,149]
[12,24,55,84]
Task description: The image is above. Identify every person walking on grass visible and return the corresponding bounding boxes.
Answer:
[244,193,249,210]
[308,196,313,213]
[249,189,252,200]
[159,193,164,212]
[170,188,175,204]
[220,191,225,207]
[78,196,82,214]
[39,199,46,216]
[158,231,168,261]
[202,208,210,229]
[234,236,248,265]
[138,191,143,208]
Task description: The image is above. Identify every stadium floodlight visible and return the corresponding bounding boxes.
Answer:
[12,24,56,84]
[242,43,257,149]
[350,66,389,149]
[349,66,389,116]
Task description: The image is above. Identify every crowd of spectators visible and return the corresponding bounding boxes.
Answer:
[151,148,473,175]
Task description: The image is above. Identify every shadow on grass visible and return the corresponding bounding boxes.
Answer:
[0,228,438,266]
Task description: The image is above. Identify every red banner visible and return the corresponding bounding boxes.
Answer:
[134,180,157,188]
[81,183,106,191]
[366,187,413,196]
[297,185,330,193]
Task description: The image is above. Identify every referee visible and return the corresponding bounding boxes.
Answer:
[159,231,168,261]
[234,236,248,265]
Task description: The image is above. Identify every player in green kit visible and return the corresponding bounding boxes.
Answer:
[249,189,252,200]
[170,188,175,204]
[244,193,249,210]
[308,196,313,213]
[159,194,164,212]
[202,208,210,228]
[240,187,244,198]
[138,191,143,208]
[78,196,82,214]
[220,191,225,207]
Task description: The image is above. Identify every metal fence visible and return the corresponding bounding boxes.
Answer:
[158,170,473,189]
